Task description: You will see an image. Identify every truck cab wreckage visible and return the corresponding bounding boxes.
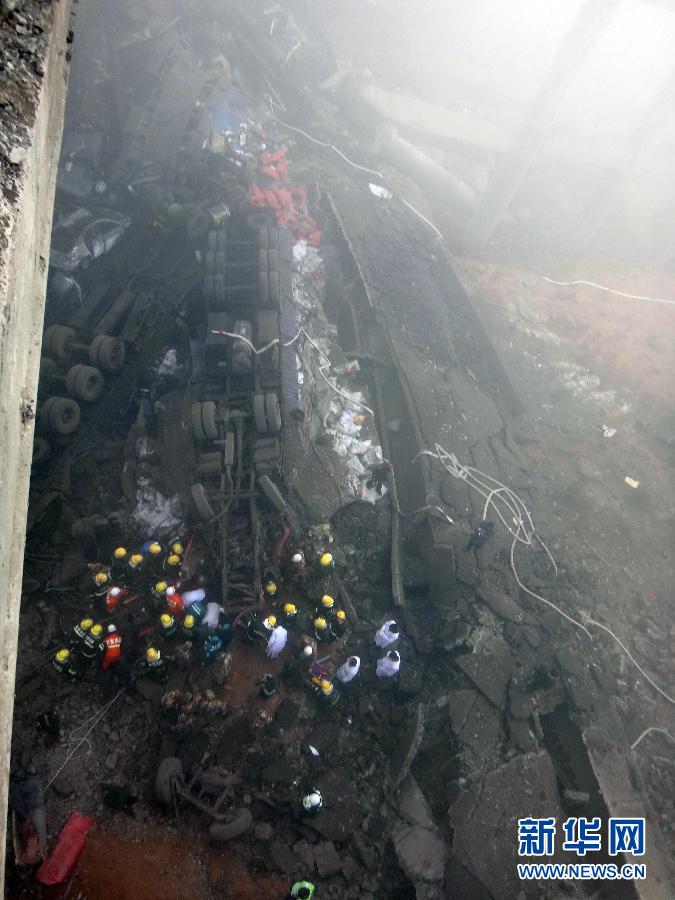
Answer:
[1,1,675,897]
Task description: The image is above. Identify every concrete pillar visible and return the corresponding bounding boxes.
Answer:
[462,0,622,253]
[0,0,72,886]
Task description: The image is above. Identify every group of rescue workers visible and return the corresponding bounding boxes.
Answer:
[50,536,402,899]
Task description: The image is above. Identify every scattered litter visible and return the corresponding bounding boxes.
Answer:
[307,744,320,757]
[624,476,639,489]
[602,425,617,438]
[133,478,184,532]
[369,183,393,200]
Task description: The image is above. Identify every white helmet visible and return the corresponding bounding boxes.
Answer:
[303,791,321,810]
[302,645,313,657]
[292,552,303,563]
[107,624,117,633]
[166,586,176,597]
[109,587,121,597]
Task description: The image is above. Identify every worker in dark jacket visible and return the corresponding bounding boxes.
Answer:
[52,648,77,682]
[144,647,168,683]
[80,623,106,664]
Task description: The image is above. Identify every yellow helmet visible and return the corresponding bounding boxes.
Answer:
[91,624,103,637]
[283,602,297,615]
[336,609,346,621]
[146,647,160,662]
[264,580,277,595]
[171,542,184,555]
[266,615,277,627]
[166,554,180,566]
[160,613,173,628]
[95,572,109,586]
[130,553,143,566]
[320,552,333,567]
[149,542,162,556]
[56,648,70,662]
[321,594,334,608]
[314,617,327,630]
[80,618,93,631]
[184,615,195,628]
[320,679,333,694]
[155,581,168,594]
[114,547,127,559]
[311,675,321,686]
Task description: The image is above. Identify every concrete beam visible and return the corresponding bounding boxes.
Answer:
[462,0,623,252]
[0,0,72,885]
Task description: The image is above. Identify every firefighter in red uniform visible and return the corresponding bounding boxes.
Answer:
[165,585,184,619]
[102,624,122,670]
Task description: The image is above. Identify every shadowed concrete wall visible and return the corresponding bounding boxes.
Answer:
[0,0,72,885]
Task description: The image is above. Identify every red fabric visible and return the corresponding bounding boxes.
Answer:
[166,594,184,619]
[105,586,128,614]
[102,634,122,669]
[36,813,94,885]
[248,183,320,245]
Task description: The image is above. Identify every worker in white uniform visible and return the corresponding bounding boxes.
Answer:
[376,649,400,678]
[266,624,288,659]
[374,619,400,648]
[336,655,361,684]
[182,587,206,609]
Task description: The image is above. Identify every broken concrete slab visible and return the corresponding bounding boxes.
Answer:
[447,689,477,736]
[311,768,362,842]
[477,579,534,626]
[398,774,435,830]
[387,703,425,789]
[458,692,502,767]
[451,751,569,899]
[314,840,342,877]
[269,839,299,875]
[454,632,515,708]
[391,819,448,883]
[351,831,379,871]
[292,839,315,871]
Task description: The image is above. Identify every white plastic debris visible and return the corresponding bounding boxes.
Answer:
[602,425,617,438]
[308,744,320,757]
[157,348,180,375]
[369,183,393,200]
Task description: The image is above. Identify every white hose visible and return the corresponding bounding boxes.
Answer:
[276,118,383,179]
[542,277,675,307]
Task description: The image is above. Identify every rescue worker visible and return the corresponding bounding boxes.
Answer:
[182,586,205,609]
[366,459,393,495]
[52,648,77,682]
[105,586,127,615]
[259,674,280,698]
[69,618,93,656]
[266,622,288,659]
[281,602,299,628]
[90,571,111,604]
[80,623,105,664]
[158,612,178,642]
[319,552,334,572]
[126,552,145,588]
[163,553,182,579]
[301,788,323,817]
[169,540,184,557]
[165,585,184,619]
[317,677,339,707]
[289,881,315,899]
[201,633,226,666]
[187,599,206,624]
[263,579,278,602]
[336,655,360,684]
[374,619,400,648]
[110,546,128,581]
[466,519,494,551]
[146,541,164,578]
[282,644,314,681]
[102,624,122,671]
[330,609,348,639]
[204,600,222,632]
[313,616,332,643]
[376,649,401,678]
[291,549,305,572]
[148,581,169,616]
[145,646,168,683]
[181,614,198,641]
[316,594,335,621]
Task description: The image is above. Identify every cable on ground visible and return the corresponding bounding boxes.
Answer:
[542,277,675,307]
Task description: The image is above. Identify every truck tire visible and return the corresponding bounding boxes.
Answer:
[267,248,279,272]
[258,475,287,514]
[42,397,81,435]
[207,230,218,252]
[203,274,216,305]
[268,269,280,306]
[191,483,215,522]
[201,401,218,439]
[215,251,225,274]
[253,393,268,433]
[89,335,125,372]
[257,270,269,305]
[39,357,59,378]
[197,452,223,475]
[205,250,216,274]
[155,757,184,805]
[66,364,104,402]
[217,229,227,251]
[191,403,206,441]
[44,325,76,360]
[246,210,275,230]
[208,810,253,842]
[32,437,51,466]
[264,393,281,433]
[257,226,269,250]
